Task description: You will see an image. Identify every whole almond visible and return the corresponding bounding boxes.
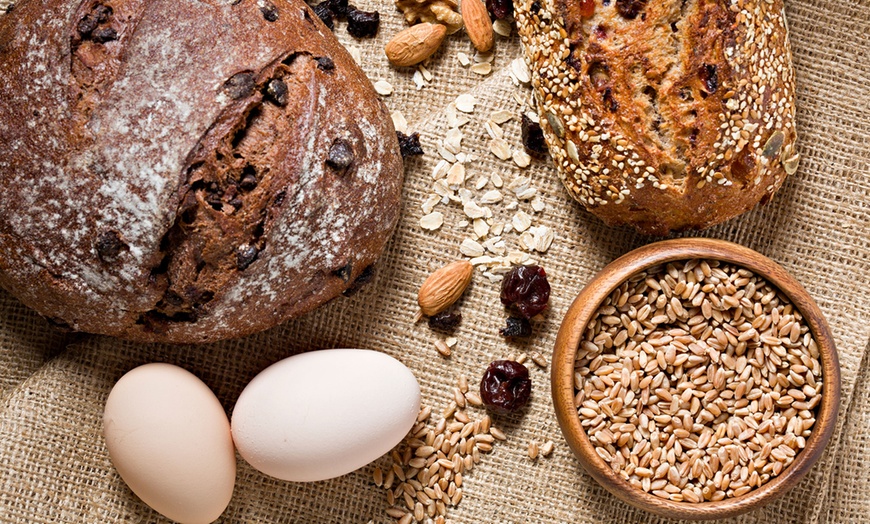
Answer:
[385,23,448,67]
[418,260,473,316]
[461,0,493,53]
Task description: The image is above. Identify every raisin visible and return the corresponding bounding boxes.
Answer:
[500,316,532,338]
[521,115,548,158]
[592,25,607,39]
[615,0,648,19]
[327,0,350,17]
[530,0,541,14]
[312,2,335,30]
[429,311,462,332]
[77,14,99,36]
[500,265,550,319]
[94,5,112,22]
[239,165,258,190]
[326,138,355,171]
[316,56,335,71]
[260,1,279,21]
[346,7,379,38]
[486,0,512,20]
[236,244,259,270]
[480,360,532,414]
[397,131,424,158]
[265,78,288,106]
[223,72,256,99]
[91,27,117,43]
[699,64,718,94]
[333,261,353,282]
[95,231,127,262]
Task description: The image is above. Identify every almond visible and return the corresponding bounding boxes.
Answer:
[418,260,473,316]
[385,23,448,67]
[461,0,493,53]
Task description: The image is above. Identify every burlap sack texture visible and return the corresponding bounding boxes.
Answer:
[0,0,867,522]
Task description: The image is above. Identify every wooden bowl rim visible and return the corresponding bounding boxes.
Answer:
[552,238,841,520]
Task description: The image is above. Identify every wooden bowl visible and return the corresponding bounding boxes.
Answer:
[552,238,841,520]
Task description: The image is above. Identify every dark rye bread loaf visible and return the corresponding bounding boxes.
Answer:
[515,0,799,235]
[0,0,403,343]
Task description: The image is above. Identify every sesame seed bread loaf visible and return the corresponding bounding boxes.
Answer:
[0,0,403,343]
[515,0,799,235]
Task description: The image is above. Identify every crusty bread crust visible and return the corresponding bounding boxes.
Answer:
[0,0,403,342]
[515,0,799,235]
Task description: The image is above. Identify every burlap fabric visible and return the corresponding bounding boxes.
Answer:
[1,0,868,522]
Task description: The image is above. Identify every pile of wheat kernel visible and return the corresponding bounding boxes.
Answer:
[574,259,822,503]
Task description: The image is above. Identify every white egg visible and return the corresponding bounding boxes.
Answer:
[231,349,421,482]
[103,364,236,524]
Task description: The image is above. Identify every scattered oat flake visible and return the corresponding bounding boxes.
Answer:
[420,212,444,231]
[457,52,471,67]
[374,80,393,96]
[437,142,457,163]
[480,189,503,204]
[475,176,489,190]
[512,149,532,168]
[511,58,531,84]
[490,110,513,124]
[473,218,490,238]
[474,51,494,63]
[470,255,495,266]
[455,94,477,113]
[432,159,450,179]
[533,226,555,252]
[491,222,504,236]
[541,440,555,457]
[460,238,485,257]
[421,195,441,214]
[516,187,537,200]
[347,45,362,64]
[491,173,504,188]
[463,201,486,219]
[413,70,425,90]
[484,120,504,140]
[519,231,535,251]
[445,128,463,154]
[493,19,512,37]
[390,111,408,134]
[446,163,466,186]
[512,210,532,232]
[446,336,458,347]
[471,62,492,76]
[489,138,511,160]
[419,64,433,82]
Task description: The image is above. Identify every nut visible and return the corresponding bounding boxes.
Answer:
[395,0,463,34]
[418,260,473,316]
[460,0,493,52]
[385,23,448,67]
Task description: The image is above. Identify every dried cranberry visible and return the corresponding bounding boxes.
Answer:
[346,7,379,38]
[486,0,512,19]
[615,0,648,19]
[521,115,547,158]
[699,64,718,94]
[397,131,424,158]
[480,360,532,414]
[312,2,335,30]
[500,265,550,319]
[500,316,532,338]
[428,311,462,332]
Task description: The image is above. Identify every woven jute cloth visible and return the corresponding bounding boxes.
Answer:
[1,0,868,522]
